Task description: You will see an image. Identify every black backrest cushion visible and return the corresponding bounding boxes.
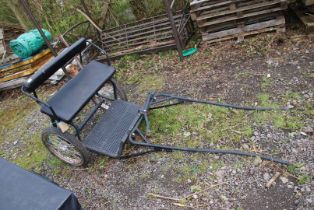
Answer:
[23,38,86,92]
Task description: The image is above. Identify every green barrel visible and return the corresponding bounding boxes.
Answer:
[9,29,52,59]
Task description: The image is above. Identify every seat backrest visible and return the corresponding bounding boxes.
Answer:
[22,38,86,92]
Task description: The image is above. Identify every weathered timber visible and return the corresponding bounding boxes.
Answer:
[190,0,287,44]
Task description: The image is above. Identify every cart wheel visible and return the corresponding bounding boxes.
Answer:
[96,79,127,109]
[97,79,127,101]
[42,127,90,167]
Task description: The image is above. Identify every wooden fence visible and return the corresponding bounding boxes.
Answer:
[101,11,193,58]
[190,0,287,43]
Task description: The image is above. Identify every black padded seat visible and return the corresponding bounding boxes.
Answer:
[41,61,115,122]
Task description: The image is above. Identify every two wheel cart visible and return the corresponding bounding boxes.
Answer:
[22,38,289,167]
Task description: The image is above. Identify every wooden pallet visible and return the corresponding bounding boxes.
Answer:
[190,0,287,43]
[292,5,314,30]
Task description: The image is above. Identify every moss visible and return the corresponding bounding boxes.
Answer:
[260,75,271,92]
[0,96,36,144]
[210,159,224,171]
[287,163,311,185]
[138,74,164,93]
[149,104,253,147]
[298,175,311,185]
[14,133,49,172]
[253,92,304,131]
[0,95,60,172]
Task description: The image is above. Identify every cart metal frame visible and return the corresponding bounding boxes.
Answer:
[22,38,289,166]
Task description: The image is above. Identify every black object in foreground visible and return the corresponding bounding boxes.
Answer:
[0,158,82,210]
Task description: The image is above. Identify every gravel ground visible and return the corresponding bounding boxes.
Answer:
[0,29,313,209]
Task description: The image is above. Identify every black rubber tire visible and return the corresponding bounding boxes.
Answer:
[42,127,90,167]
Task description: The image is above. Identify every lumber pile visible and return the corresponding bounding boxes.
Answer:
[0,49,52,91]
[190,0,287,43]
[292,0,314,30]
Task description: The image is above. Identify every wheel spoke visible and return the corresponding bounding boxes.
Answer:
[46,134,83,165]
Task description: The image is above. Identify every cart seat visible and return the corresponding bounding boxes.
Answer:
[41,60,115,122]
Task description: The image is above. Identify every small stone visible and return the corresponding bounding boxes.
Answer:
[207,113,213,121]
[280,177,289,184]
[253,157,262,166]
[289,132,297,137]
[184,131,191,137]
[220,195,228,202]
[191,185,202,192]
[292,148,298,153]
[160,175,164,179]
[267,73,271,78]
[303,127,314,136]
[306,198,313,204]
[267,133,272,138]
[187,179,192,183]
[288,184,294,189]
[242,144,249,150]
[13,140,18,145]
[264,173,270,181]
[193,194,198,199]
[254,131,259,136]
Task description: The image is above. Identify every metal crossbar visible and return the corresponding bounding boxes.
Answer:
[126,92,289,165]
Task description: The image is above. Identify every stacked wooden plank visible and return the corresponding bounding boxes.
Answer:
[190,0,287,43]
[0,49,52,91]
[292,0,314,30]
[101,11,193,58]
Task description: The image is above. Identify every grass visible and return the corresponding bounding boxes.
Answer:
[148,104,253,146]
[0,94,65,172]
[287,164,312,185]
[253,76,305,131]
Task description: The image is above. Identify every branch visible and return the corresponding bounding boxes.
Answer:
[76,7,102,32]
[80,0,92,18]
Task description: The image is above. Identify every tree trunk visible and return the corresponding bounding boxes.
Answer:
[98,0,111,29]
[129,0,146,20]
[6,0,32,30]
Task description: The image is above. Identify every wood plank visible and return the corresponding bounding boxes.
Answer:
[102,18,183,43]
[103,27,173,46]
[0,49,51,73]
[202,16,285,41]
[105,15,186,38]
[199,7,284,28]
[103,14,183,36]
[196,0,283,21]
[292,6,314,28]
[0,50,53,82]
[200,11,282,33]
[0,77,27,91]
[203,25,284,43]
[106,34,174,51]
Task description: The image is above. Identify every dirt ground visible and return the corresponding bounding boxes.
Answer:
[0,28,313,210]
